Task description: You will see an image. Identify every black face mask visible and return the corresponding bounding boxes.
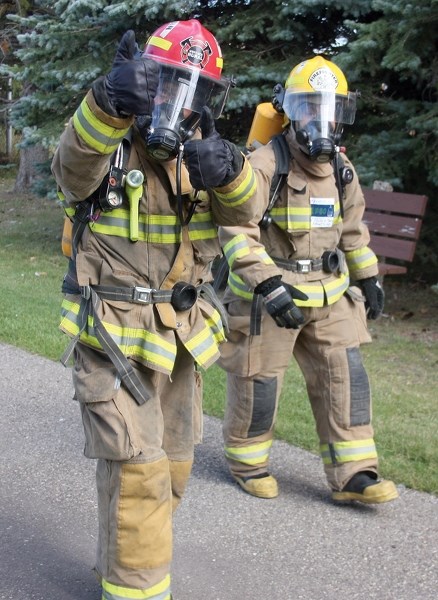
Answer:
[295,121,339,163]
[137,106,201,162]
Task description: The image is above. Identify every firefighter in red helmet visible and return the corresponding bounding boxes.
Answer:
[51,19,257,600]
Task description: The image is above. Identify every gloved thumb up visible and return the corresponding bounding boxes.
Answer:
[184,106,243,190]
[104,30,159,117]
[113,29,138,64]
[199,106,220,140]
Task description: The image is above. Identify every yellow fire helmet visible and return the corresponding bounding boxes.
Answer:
[282,55,357,127]
[285,55,349,96]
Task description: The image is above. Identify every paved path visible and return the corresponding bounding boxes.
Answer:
[1,342,437,600]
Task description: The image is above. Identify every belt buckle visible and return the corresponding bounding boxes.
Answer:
[296,260,312,273]
[132,286,153,304]
[80,285,91,299]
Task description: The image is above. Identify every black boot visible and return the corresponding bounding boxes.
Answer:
[332,471,398,504]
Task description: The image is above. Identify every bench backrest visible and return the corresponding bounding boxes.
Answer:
[361,188,428,276]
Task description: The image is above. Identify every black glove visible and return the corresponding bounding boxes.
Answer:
[255,276,308,329]
[359,276,385,319]
[103,30,159,117]
[184,107,243,190]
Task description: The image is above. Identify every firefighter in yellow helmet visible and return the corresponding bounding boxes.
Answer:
[217,55,399,504]
[51,19,257,600]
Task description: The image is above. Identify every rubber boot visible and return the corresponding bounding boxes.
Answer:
[332,471,399,504]
[232,472,279,499]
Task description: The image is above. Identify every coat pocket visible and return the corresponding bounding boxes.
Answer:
[344,286,372,344]
[73,346,140,460]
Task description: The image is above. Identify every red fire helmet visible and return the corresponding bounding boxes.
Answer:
[142,19,224,81]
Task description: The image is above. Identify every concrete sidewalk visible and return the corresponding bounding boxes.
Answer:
[0,342,437,600]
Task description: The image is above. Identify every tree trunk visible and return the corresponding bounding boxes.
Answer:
[13,143,48,193]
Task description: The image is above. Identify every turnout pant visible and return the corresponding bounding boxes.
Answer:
[73,341,202,599]
[219,290,378,492]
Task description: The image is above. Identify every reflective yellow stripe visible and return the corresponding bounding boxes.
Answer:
[228,270,253,300]
[252,246,276,265]
[346,246,378,273]
[89,210,217,242]
[223,234,250,267]
[185,322,222,367]
[102,573,171,599]
[148,36,172,51]
[225,440,272,465]
[60,299,176,372]
[60,299,225,372]
[205,309,227,344]
[228,272,350,307]
[322,272,350,305]
[73,97,130,154]
[214,163,256,208]
[56,191,76,216]
[187,210,217,240]
[270,201,342,230]
[320,439,377,465]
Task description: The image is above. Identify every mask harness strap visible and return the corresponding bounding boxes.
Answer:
[333,150,345,219]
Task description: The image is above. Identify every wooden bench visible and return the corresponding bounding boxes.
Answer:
[362,188,428,276]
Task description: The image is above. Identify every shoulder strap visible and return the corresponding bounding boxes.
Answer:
[72,133,133,256]
[259,133,290,229]
[269,133,290,204]
[332,151,354,219]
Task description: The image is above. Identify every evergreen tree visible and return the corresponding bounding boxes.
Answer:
[1,1,436,276]
[336,0,438,279]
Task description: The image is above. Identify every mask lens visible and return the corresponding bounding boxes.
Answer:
[143,65,231,160]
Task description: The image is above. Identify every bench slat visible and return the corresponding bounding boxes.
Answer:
[363,212,422,240]
[377,262,407,276]
[362,189,428,216]
[369,233,417,262]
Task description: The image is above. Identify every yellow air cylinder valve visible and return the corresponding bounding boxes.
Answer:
[246,102,285,151]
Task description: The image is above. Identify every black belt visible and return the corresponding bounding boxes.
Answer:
[82,285,175,304]
[272,257,323,273]
[272,250,343,274]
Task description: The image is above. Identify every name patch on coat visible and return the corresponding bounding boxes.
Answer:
[310,197,335,227]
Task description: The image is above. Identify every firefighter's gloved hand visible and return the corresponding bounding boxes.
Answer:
[104,30,159,117]
[184,107,243,190]
[359,276,385,319]
[255,276,308,329]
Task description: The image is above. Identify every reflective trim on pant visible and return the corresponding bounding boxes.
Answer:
[320,439,378,465]
[224,439,273,466]
[102,573,171,599]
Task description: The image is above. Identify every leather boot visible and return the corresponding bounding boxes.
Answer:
[233,472,279,499]
[332,471,398,504]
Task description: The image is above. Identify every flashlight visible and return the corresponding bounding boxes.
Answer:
[125,170,144,242]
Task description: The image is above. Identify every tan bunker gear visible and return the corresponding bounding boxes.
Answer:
[218,130,398,503]
[51,32,257,597]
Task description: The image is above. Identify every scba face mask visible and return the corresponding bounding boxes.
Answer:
[139,64,231,161]
[289,92,356,162]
